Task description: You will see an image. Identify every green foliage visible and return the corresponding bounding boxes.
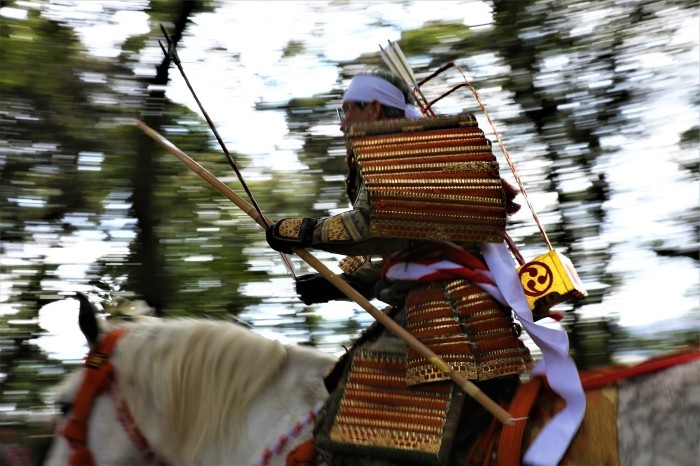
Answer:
[0,0,257,417]
[399,21,471,55]
[282,40,306,58]
[679,126,699,147]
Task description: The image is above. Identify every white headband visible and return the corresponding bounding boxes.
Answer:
[342,74,423,118]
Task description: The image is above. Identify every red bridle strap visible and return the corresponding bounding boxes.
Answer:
[63,328,128,466]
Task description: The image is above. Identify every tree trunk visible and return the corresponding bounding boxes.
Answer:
[128,0,202,316]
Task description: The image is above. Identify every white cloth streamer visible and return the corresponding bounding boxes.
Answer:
[481,242,586,466]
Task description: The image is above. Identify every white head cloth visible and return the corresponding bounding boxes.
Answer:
[343,74,423,118]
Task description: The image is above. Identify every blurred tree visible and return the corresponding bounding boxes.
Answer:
[0,0,265,429]
[487,0,697,367]
[126,0,201,316]
[0,2,114,417]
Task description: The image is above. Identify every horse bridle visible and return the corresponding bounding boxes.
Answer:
[62,328,156,466]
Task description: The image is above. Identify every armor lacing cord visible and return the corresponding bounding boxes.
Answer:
[255,401,324,466]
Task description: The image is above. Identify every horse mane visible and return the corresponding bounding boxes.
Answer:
[112,318,288,463]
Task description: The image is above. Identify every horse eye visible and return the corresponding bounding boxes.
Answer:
[58,401,73,416]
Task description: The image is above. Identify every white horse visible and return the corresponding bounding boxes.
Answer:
[44,295,336,466]
[44,294,700,466]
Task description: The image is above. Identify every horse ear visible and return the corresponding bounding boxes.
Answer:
[76,293,100,347]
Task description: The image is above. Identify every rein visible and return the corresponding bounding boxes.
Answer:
[63,328,153,466]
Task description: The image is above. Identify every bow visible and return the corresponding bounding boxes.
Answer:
[158,25,296,275]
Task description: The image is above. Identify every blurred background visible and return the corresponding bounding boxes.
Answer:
[0,0,698,462]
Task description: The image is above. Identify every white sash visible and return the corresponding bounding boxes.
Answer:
[481,242,586,466]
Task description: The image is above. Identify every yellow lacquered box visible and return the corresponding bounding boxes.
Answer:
[517,250,587,314]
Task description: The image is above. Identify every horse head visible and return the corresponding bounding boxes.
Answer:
[44,293,337,466]
[44,293,156,466]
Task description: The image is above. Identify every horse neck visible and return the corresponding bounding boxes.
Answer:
[110,345,168,463]
[229,344,336,465]
[111,321,333,465]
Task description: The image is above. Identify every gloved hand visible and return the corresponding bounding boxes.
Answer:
[295,273,346,305]
[266,217,317,254]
